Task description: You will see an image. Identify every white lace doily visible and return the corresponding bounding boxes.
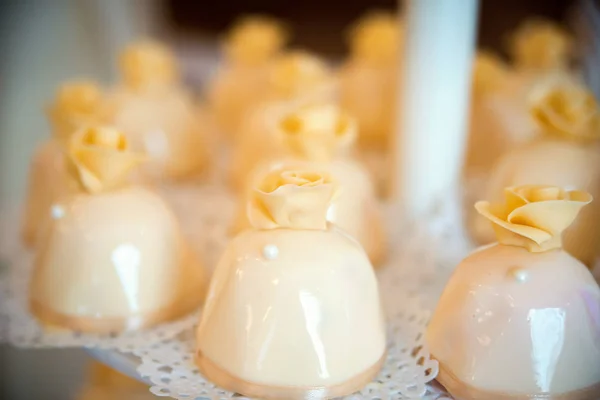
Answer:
[134,297,438,400]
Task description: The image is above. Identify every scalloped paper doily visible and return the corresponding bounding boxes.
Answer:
[133,296,439,400]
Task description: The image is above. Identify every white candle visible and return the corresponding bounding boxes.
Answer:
[393,0,479,217]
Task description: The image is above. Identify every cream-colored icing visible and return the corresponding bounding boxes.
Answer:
[427,244,600,396]
[472,139,600,267]
[196,225,386,388]
[30,186,206,328]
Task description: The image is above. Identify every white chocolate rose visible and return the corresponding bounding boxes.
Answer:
[268,51,334,100]
[510,19,572,71]
[223,15,288,65]
[119,40,179,90]
[348,11,400,65]
[475,185,592,252]
[247,167,335,230]
[47,81,110,144]
[272,102,357,161]
[69,126,145,193]
[530,83,600,142]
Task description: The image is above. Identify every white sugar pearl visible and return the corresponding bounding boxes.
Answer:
[262,244,279,260]
[50,204,65,220]
[509,267,529,283]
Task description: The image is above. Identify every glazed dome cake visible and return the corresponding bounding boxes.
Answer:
[30,126,206,333]
[429,185,600,400]
[196,166,386,399]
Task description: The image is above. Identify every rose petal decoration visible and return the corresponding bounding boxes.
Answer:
[247,165,336,230]
[530,83,600,142]
[348,11,401,65]
[69,126,145,193]
[46,81,110,144]
[119,40,179,90]
[223,15,288,65]
[272,102,357,161]
[475,185,592,252]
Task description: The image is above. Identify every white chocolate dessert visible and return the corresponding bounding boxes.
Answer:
[339,11,400,151]
[472,83,600,268]
[196,167,386,399]
[232,103,386,266]
[229,50,336,189]
[22,80,110,247]
[30,126,206,333]
[428,185,600,400]
[109,40,209,182]
[465,51,536,176]
[208,15,288,138]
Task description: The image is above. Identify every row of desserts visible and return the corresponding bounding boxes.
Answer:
[18,13,600,400]
[23,41,211,247]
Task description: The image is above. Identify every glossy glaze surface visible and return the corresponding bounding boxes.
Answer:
[427,244,600,396]
[197,226,386,388]
[30,186,206,330]
[473,139,600,267]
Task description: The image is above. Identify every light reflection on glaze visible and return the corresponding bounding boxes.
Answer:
[528,308,566,392]
[427,244,600,397]
[111,243,142,312]
[299,290,330,379]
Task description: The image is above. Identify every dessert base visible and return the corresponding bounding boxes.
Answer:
[30,296,202,334]
[196,351,387,400]
[435,359,600,400]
